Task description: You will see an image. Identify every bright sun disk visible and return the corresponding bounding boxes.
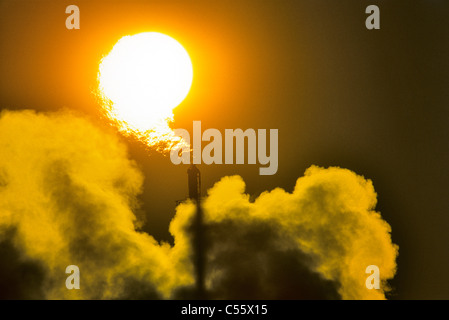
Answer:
[98,32,193,137]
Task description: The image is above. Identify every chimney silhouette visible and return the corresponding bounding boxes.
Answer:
[187,164,201,201]
[187,159,205,298]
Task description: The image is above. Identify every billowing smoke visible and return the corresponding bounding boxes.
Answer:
[173,171,398,300]
[0,110,398,299]
[0,110,193,299]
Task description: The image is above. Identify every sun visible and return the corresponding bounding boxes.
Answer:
[98,32,193,132]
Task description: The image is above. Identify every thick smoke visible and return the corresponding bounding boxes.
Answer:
[0,110,193,299]
[173,171,399,300]
[0,110,398,299]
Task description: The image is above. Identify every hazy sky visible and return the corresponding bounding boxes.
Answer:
[0,0,448,299]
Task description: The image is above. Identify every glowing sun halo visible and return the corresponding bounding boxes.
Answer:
[98,32,193,140]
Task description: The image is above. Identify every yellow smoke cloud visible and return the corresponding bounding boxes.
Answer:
[174,168,398,299]
[0,110,398,299]
[0,110,193,299]
[172,170,398,299]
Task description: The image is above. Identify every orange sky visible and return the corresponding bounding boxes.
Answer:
[0,0,448,299]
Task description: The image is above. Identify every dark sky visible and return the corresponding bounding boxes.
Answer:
[0,0,448,299]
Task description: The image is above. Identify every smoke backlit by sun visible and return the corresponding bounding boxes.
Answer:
[97,32,193,150]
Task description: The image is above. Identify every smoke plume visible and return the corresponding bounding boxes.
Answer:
[0,110,398,299]
[0,110,193,299]
[173,171,398,299]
